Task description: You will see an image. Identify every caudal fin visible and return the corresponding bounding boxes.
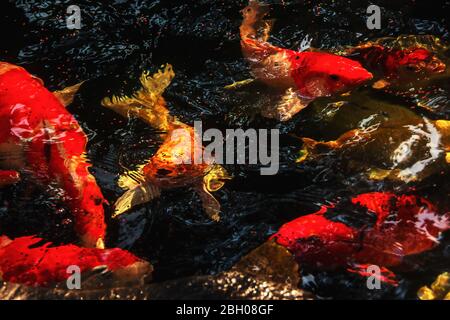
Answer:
[240,0,272,41]
[101,64,175,131]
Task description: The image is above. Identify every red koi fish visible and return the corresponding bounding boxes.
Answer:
[0,62,106,248]
[239,0,373,121]
[0,235,151,287]
[343,38,446,87]
[272,192,450,284]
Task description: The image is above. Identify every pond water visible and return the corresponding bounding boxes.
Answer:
[1,0,449,299]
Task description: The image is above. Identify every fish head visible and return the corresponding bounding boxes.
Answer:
[142,126,208,188]
[291,52,373,98]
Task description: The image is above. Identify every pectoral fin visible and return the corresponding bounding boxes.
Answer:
[204,164,231,192]
[195,183,221,222]
[224,78,255,90]
[367,168,409,182]
[113,183,161,218]
[53,81,85,107]
[262,88,312,121]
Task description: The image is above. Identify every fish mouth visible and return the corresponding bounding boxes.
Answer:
[363,71,374,82]
[355,70,373,85]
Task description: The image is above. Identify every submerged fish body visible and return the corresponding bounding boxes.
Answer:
[342,36,447,87]
[298,117,450,183]
[239,0,372,121]
[418,272,450,300]
[0,62,106,248]
[272,192,450,279]
[0,235,151,287]
[0,63,152,287]
[102,65,229,221]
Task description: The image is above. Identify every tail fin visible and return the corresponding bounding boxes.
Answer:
[240,0,272,41]
[101,64,175,131]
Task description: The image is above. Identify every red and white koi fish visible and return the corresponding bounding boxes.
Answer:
[239,0,373,121]
[272,192,450,285]
[0,62,106,248]
[341,36,447,88]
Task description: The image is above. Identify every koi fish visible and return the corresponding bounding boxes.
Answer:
[0,62,106,248]
[297,118,450,183]
[272,192,450,284]
[239,0,373,121]
[341,35,447,88]
[418,272,450,300]
[101,65,229,221]
[0,235,151,287]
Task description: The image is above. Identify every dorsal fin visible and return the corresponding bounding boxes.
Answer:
[53,81,85,107]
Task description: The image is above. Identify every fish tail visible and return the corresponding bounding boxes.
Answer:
[101,64,175,131]
[240,0,271,40]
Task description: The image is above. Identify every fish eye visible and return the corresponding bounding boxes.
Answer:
[295,55,300,60]
[329,74,340,81]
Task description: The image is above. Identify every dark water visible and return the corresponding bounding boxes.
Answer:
[1,0,450,299]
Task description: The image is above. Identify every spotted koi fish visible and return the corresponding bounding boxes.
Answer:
[102,65,229,221]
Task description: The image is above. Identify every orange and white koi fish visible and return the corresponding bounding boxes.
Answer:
[102,65,229,221]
